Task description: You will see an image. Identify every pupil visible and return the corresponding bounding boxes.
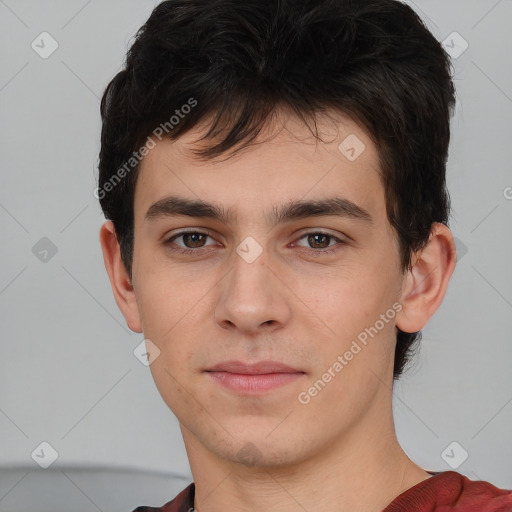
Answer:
[186,233,204,247]
[310,234,328,248]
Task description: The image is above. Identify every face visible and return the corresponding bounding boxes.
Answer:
[124,110,409,467]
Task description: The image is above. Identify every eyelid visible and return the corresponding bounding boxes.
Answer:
[164,228,348,255]
[291,230,346,251]
[165,228,218,246]
[165,228,346,243]
[294,227,346,240]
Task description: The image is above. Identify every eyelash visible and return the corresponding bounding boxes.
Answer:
[164,230,346,256]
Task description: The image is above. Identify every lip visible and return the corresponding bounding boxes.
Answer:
[205,360,305,394]
[205,360,302,374]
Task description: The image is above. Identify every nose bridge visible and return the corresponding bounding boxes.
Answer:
[229,238,273,309]
[215,237,290,332]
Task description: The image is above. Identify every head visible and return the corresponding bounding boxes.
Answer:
[98,0,457,468]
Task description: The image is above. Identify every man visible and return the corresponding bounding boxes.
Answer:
[97,0,512,510]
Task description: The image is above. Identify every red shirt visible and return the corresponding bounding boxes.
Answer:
[132,471,512,511]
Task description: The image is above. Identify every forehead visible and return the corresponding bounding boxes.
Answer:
[134,109,385,225]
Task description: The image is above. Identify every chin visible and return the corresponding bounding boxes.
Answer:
[209,433,309,469]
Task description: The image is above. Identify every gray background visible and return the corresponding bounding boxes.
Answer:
[1,0,511,509]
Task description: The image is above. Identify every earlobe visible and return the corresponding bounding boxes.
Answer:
[395,223,457,334]
[99,220,143,333]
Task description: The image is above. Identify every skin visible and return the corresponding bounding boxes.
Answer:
[100,108,457,512]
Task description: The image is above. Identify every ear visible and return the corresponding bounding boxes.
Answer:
[99,220,143,333]
[396,222,457,333]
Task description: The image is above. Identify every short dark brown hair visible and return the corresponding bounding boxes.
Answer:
[97,0,456,379]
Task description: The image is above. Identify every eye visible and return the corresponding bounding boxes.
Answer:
[292,231,346,254]
[164,229,346,256]
[164,230,218,255]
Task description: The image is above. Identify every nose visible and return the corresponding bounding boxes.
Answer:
[214,248,292,335]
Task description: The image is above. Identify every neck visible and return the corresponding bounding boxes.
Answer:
[181,392,430,512]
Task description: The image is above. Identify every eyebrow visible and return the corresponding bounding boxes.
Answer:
[145,195,373,226]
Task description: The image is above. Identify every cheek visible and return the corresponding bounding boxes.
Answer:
[303,264,399,370]
[136,262,196,328]
[148,358,207,433]
[299,265,390,338]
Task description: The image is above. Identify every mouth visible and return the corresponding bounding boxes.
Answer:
[204,360,306,393]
